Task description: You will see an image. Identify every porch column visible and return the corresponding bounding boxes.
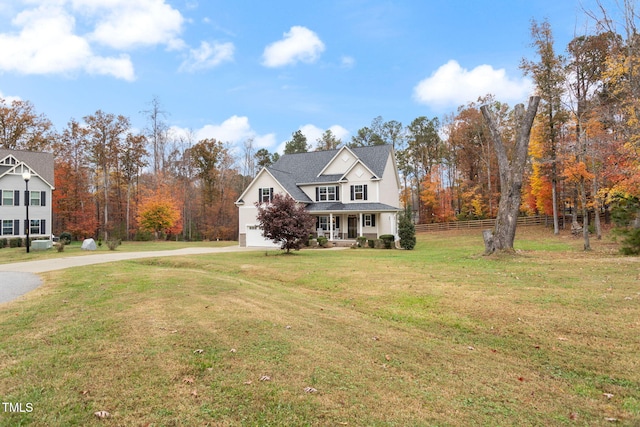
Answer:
[359,212,363,237]
[329,213,334,241]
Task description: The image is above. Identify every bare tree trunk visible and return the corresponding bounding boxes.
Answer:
[552,179,559,234]
[481,96,540,254]
[580,178,591,250]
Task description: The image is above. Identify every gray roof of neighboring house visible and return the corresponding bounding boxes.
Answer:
[268,145,393,202]
[305,202,401,212]
[0,149,55,188]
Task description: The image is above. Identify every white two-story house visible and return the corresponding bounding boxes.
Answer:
[235,145,401,247]
[0,149,55,241]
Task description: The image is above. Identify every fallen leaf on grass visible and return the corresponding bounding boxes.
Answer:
[569,412,578,420]
[243,380,253,385]
[230,348,237,353]
[193,349,204,354]
[260,375,271,382]
[604,417,618,422]
[94,410,110,419]
[467,346,475,351]
[603,393,614,399]
[557,337,568,341]
[183,377,194,384]
[191,389,198,398]
[304,387,318,393]
[385,354,391,361]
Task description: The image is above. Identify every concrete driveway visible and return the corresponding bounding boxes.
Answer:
[0,245,258,305]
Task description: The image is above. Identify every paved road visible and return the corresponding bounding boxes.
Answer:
[0,245,260,305]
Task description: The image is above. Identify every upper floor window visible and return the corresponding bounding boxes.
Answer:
[2,190,16,206]
[30,191,41,206]
[316,186,339,202]
[350,184,367,201]
[258,187,273,203]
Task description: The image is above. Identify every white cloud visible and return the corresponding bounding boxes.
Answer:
[0,4,135,80]
[262,26,325,67]
[299,124,350,144]
[0,91,22,104]
[194,115,276,148]
[413,60,533,108]
[179,41,234,72]
[328,125,350,142]
[340,55,355,69]
[0,0,189,80]
[73,0,185,50]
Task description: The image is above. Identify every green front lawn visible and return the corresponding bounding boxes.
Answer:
[0,228,638,426]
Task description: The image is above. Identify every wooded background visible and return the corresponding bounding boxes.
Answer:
[1,6,638,243]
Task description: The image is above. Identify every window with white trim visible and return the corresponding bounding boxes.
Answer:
[29,219,41,235]
[350,184,367,201]
[316,216,340,231]
[2,219,14,235]
[30,191,41,206]
[2,190,14,206]
[363,214,376,227]
[317,186,339,201]
[258,188,273,203]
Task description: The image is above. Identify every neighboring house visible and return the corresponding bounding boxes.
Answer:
[236,145,401,247]
[0,149,55,240]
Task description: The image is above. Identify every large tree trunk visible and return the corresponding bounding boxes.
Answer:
[481,96,540,254]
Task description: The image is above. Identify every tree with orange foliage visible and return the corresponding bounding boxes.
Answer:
[53,119,98,239]
[420,166,456,222]
[136,189,182,240]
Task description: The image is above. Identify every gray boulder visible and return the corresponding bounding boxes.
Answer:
[81,238,97,251]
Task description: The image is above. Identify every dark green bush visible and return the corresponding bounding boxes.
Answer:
[9,238,22,248]
[59,231,72,245]
[317,236,328,247]
[398,205,416,250]
[367,239,375,248]
[379,234,395,249]
[0,238,6,249]
[356,236,367,247]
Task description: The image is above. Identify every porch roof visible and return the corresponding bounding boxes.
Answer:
[306,202,401,213]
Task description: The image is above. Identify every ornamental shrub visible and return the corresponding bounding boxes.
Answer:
[379,234,395,249]
[398,205,416,250]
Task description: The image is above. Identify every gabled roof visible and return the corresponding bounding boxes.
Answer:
[0,149,55,188]
[266,145,394,200]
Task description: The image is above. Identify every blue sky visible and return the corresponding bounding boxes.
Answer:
[0,0,618,154]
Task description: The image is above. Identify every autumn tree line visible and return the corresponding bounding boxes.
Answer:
[1,6,639,245]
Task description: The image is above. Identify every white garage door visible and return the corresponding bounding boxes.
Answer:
[246,225,280,248]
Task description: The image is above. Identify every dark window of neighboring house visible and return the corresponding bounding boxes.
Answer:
[1,219,13,235]
[29,191,41,206]
[350,184,367,201]
[1,190,13,206]
[259,188,273,203]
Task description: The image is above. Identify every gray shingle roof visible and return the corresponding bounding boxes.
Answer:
[0,149,55,188]
[268,145,393,201]
[305,202,400,212]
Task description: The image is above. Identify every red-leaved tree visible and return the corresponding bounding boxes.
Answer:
[255,193,315,253]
